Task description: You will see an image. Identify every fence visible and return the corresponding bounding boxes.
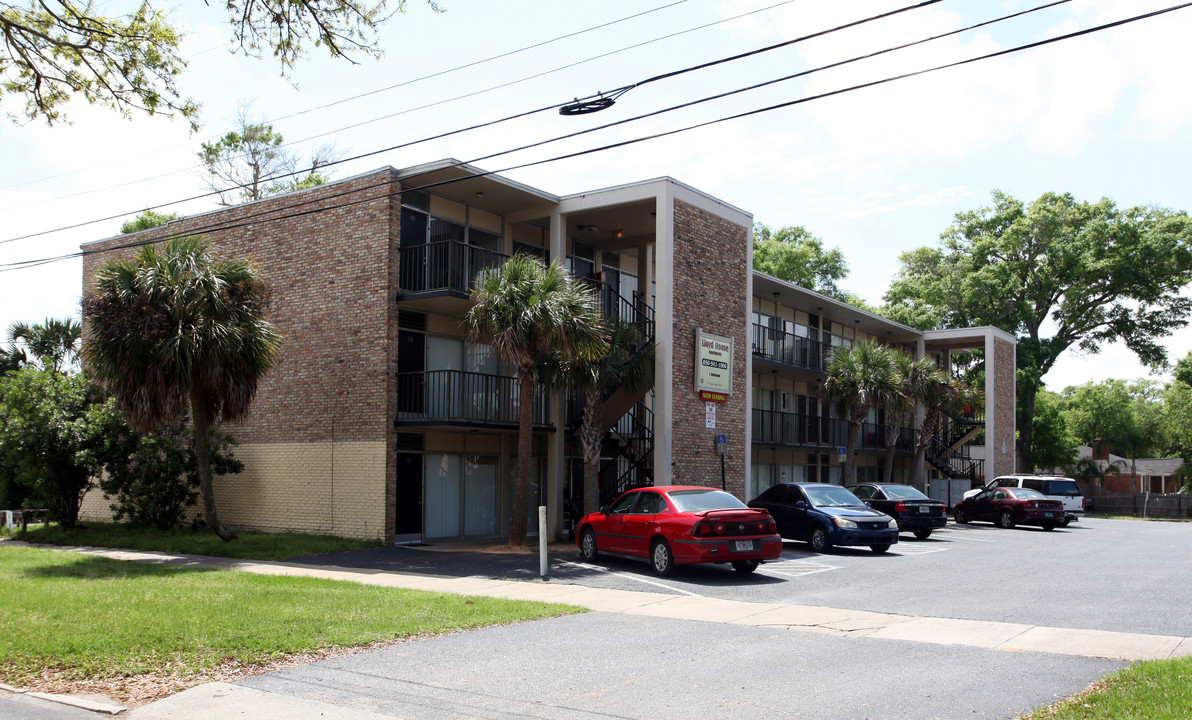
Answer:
[1078,482,1191,519]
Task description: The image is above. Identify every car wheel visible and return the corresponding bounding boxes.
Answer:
[954,508,968,525]
[650,538,675,576]
[997,509,1016,529]
[579,527,599,561]
[809,526,832,553]
[870,544,890,554]
[913,530,933,540]
[732,560,759,575]
[1060,516,1072,527]
[1041,522,1057,531]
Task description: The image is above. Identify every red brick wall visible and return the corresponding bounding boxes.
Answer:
[81,170,400,446]
[669,199,749,496]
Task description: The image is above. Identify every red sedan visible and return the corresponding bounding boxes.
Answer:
[952,487,1065,530]
[575,485,783,576]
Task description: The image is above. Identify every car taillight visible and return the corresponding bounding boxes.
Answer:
[767,518,776,533]
[1082,497,1087,509]
[694,520,726,536]
[894,501,906,512]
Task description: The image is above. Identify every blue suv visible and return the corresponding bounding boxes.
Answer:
[749,483,900,553]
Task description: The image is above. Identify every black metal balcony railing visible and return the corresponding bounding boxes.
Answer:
[751,409,915,453]
[396,370,547,425]
[751,323,831,372]
[399,240,508,295]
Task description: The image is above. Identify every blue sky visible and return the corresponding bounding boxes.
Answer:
[3,0,1191,390]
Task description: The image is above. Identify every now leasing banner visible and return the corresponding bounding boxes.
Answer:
[695,329,734,399]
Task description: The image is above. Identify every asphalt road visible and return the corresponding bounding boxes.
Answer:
[294,517,1192,638]
[240,612,1119,720]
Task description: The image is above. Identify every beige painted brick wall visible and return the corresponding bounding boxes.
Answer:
[77,441,388,540]
[219,441,387,540]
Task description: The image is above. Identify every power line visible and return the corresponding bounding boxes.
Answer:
[8,0,1182,274]
[0,0,942,246]
[0,0,799,215]
[0,0,693,195]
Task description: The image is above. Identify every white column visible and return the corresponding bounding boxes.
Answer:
[654,189,674,484]
[546,211,567,539]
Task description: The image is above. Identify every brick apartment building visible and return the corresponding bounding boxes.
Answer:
[79,160,1017,543]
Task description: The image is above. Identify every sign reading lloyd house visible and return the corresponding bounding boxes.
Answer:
[695,329,734,402]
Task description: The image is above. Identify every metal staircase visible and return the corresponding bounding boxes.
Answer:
[925,407,985,482]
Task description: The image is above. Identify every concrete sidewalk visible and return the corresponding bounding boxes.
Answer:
[8,543,1192,718]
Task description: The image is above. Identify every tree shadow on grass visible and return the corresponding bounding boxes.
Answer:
[21,554,221,580]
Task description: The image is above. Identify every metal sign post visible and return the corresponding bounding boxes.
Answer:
[716,434,727,491]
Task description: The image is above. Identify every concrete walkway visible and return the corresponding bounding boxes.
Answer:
[9,543,1192,718]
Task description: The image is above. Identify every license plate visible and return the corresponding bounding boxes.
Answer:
[918,506,930,514]
[734,540,755,552]
[1043,512,1054,518]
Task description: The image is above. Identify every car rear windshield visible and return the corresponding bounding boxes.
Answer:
[668,489,748,512]
[1043,480,1082,496]
[1008,488,1046,499]
[805,486,865,508]
[881,485,929,500]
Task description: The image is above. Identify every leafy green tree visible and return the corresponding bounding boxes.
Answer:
[884,190,1192,472]
[820,340,896,486]
[467,254,606,545]
[1030,390,1077,471]
[1062,379,1162,487]
[753,223,849,299]
[1173,351,1192,387]
[198,103,341,205]
[0,368,117,524]
[82,236,282,541]
[6,318,81,374]
[1159,378,1192,463]
[99,418,243,530]
[120,209,180,235]
[1,1,441,129]
[560,317,654,516]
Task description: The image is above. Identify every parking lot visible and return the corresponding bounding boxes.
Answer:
[297,517,1192,639]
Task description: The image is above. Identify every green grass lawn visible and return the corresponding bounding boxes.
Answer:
[0,545,583,689]
[1022,657,1192,719]
[4,521,382,560]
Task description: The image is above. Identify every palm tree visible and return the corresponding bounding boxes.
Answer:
[562,317,654,517]
[82,236,282,541]
[882,352,939,484]
[7,317,82,373]
[820,340,896,486]
[467,254,606,546]
[1067,455,1124,486]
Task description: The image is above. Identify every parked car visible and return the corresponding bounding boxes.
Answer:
[962,474,1086,526]
[952,487,1065,530]
[847,483,947,539]
[748,483,900,553]
[575,486,783,576]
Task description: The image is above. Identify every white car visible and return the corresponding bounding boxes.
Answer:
[962,475,1086,526]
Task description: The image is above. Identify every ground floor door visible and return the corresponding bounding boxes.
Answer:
[395,452,423,543]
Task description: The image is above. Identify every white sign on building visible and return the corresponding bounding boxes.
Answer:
[695,329,734,396]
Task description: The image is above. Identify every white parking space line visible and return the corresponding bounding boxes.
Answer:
[557,559,702,596]
[932,530,998,543]
[892,544,950,556]
[763,558,843,578]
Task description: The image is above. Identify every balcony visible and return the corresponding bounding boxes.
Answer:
[752,409,915,453]
[396,370,549,427]
[398,240,508,297]
[752,323,831,373]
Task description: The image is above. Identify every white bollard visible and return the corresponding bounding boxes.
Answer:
[539,505,549,580]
